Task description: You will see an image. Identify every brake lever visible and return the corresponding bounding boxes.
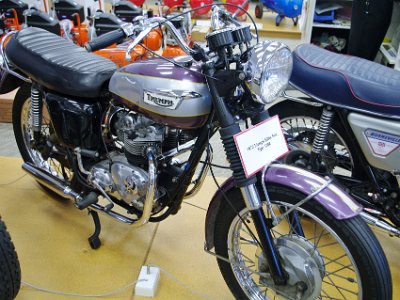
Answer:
[125,26,154,61]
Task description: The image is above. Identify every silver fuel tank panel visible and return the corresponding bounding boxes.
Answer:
[348,112,400,172]
[109,59,212,129]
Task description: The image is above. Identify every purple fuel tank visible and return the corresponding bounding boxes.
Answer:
[109,58,212,129]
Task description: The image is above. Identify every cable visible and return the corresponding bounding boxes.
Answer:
[22,264,214,299]
[21,280,143,298]
[199,160,230,169]
[183,201,207,211]
[148,264,214,300]
[0,174,27,186]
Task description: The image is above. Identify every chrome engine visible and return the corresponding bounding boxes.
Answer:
[88,107,195,210]
[112,110,165,164]
[89,156,150,210]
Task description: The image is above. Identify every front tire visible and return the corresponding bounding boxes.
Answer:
[213,186,391,299]
[0,217,21,300]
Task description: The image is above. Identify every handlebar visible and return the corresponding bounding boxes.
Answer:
[125,17,197,61]
[85,5,254,61]
[85,28,126,52]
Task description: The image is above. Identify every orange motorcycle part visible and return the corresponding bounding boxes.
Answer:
[71,13,89,46]
[162,45,186,57]
[94,44,147,68]
[142,28,162,51]
[4,9,21,31]
[72,23,89,46]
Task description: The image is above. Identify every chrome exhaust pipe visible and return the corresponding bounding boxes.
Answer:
[360,211,400,236]
[22,162,82,202]
[22,152,157,228]
[22,162,133,224]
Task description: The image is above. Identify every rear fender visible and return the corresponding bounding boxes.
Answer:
[0,69,24,94]
[205,164,362,250]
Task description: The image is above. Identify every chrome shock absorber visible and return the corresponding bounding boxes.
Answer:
[30,83,43,141]
[310,106,334,171]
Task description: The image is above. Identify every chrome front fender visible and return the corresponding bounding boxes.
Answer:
[205,164,362,250]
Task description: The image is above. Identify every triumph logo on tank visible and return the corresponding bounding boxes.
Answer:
[365,129,400,156]
[143,91,181,110]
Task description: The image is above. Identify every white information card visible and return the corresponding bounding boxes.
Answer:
[234,116,288,178]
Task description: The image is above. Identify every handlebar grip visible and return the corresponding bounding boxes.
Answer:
[85,28,126,52]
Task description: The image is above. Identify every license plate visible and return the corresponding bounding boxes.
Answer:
[234,115,288,178]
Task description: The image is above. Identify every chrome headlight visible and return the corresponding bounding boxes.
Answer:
[245,41,292,104]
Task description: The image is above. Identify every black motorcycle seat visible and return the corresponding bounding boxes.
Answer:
[5,27,117,98]
[290,44,400,117]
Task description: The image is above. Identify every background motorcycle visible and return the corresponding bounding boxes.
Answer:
[0,217,21,300]
[269,43,400,237]
[0,5,392,299]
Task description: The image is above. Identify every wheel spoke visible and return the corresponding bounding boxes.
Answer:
[220,188,365,300]
[323,277,358,297]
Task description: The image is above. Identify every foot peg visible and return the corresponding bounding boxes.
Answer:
[88,210,101,249]
[75,192,98,210]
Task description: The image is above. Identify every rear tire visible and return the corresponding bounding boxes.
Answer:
[213,186,392,299]
[0,217,21,300]
[12,83,74,195]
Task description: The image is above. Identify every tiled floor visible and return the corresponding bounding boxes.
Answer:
[0,156,233,300]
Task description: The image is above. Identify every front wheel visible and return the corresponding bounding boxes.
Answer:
[213,185,391,299]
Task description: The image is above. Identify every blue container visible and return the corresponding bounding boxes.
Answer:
[314,10,335,22]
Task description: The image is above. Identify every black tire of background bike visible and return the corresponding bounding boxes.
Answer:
[213,186,392,300]
[0,217,21,300]
[12,83,72,197]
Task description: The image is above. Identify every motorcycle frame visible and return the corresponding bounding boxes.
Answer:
[21,69,363,285]
[280,94,398,209]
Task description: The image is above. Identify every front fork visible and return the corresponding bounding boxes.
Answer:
[241,184,287,284]
[205,67,287,285]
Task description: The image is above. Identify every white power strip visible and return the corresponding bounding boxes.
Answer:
[135,266,161,297]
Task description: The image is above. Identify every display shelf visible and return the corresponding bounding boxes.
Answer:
[313,22,350,29]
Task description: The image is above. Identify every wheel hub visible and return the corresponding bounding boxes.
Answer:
[257,235,325,299]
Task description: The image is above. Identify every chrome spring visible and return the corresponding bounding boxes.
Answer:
[311,108,334,155]
[30,85,42,135]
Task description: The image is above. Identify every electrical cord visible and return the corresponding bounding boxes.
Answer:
[21,280,141,298]
[0,173,27,186]
[21,263,215,299]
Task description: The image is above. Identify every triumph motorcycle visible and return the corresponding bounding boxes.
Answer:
[268,43,400,239]
[0,5,392,299]
[0,217,21,300]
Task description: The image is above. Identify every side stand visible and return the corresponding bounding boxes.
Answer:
[88,210,101,249]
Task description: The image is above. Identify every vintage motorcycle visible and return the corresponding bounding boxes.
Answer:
[0,217,21,300]
[268,43,400,238]
[0,5,392,299]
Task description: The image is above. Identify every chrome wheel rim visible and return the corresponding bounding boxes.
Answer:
[20,98,72,180]
[280,116,354,176]
[227,203,362,299]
